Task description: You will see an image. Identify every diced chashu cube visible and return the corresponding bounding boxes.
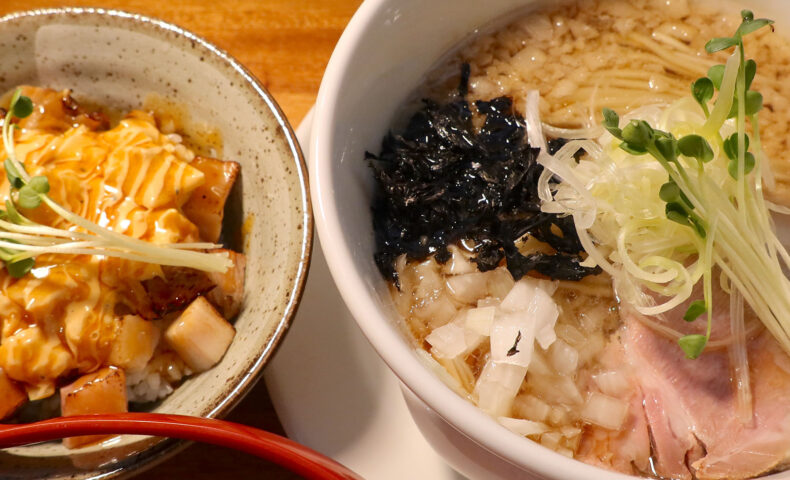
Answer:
[142,266,215,316]
[182,156,240,243]
[165,296,235,372]
[60,367,127,449]
[108,315,160,374]
[0,368,27,420]
[206,249,246,319]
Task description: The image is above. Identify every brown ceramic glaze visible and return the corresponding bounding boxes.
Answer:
[0,7,312,479]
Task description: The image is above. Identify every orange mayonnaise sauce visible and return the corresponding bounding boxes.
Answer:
[0,87,207,400]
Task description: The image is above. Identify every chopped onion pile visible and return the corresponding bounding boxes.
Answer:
[426,276,559,417]
[392,198,624,454]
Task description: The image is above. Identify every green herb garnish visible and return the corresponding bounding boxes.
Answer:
[603,11,774,358]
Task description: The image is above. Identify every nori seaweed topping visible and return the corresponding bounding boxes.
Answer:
[367,64,601,285]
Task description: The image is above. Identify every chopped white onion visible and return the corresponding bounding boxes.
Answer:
[513,394,551,422]
[474,359,528,416]
[541,431,562,450]
[548,405,570,425]
[477,297,500,308]
[579,305,609,334]
[414,349,471,399]
[426,314,483,359]
[465,306,496,336]
[413,293,457,329]
[500,277,556,311]
[592,370,630,397]
[580,392,629,430]
[413,259,444,299]
[496,278,559,355]
[549,339,579,376]
[441,245,478,275]
[531,288,559,350]
[491,312,536,367]
[557,447,574,458]
[556,323,586,347]
[528,349,553,376]
[446,272,489,304]
[497,416,550,436]
[499,279,536,312]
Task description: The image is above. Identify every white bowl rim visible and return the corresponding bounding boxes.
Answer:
[310,1,639,479]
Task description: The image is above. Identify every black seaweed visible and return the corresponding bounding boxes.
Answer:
[367,64,600,284]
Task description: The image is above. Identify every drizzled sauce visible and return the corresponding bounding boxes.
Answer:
[0,87,210,399]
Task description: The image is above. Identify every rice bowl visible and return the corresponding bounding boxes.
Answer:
[0,8,311,479]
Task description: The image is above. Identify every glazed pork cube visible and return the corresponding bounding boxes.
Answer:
[60,367,127,449]
[165,296,235,372]
[182,156,240,243]
[0,368,27,420]
[142,266,215,316]
[206,249,246,319]
[108,315,160,374]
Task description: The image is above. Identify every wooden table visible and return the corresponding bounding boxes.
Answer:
[0,1,362,478]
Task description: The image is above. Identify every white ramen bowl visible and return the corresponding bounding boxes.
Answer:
[311,0,790,478]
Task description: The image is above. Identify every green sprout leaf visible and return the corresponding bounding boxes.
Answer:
[659,181,680,203]
[17,185,41,209]
[666,202,691,226]
[737,18,774,37]
[621,120,653,150]
[745,90,763,115]
[745,59,757,90]
[619,142,648,155]
[28,175,49,194]
[683,300,707,322]
[5,199,22,224]
[723,133,750,161]
[708,64,725,90]
[705,37,739,53]
[654,136,677,163]
[678,334,708,359]
[678,134,713,163]
[689,214,707,238]
[10,95,33,120]
[692,77,714,114]
[660,179,693,209]
[602,108,622,139]
[4,158,23,189]
[728,152,756,179]
[5,257,34,278]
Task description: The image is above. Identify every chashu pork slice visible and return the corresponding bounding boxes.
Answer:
[576,334,652,476]
[622,293,790,480]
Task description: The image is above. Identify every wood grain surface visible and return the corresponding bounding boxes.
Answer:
[0,1,362,478]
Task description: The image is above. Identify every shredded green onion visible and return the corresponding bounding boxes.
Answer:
[538,11,785,359]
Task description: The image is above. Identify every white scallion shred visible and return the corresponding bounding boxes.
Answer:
[529,43,790,358]
[729,287,753,425]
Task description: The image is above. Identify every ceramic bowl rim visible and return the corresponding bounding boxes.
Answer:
[0,6,313,479]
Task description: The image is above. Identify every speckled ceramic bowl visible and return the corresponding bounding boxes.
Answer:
[0,7,312,479]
